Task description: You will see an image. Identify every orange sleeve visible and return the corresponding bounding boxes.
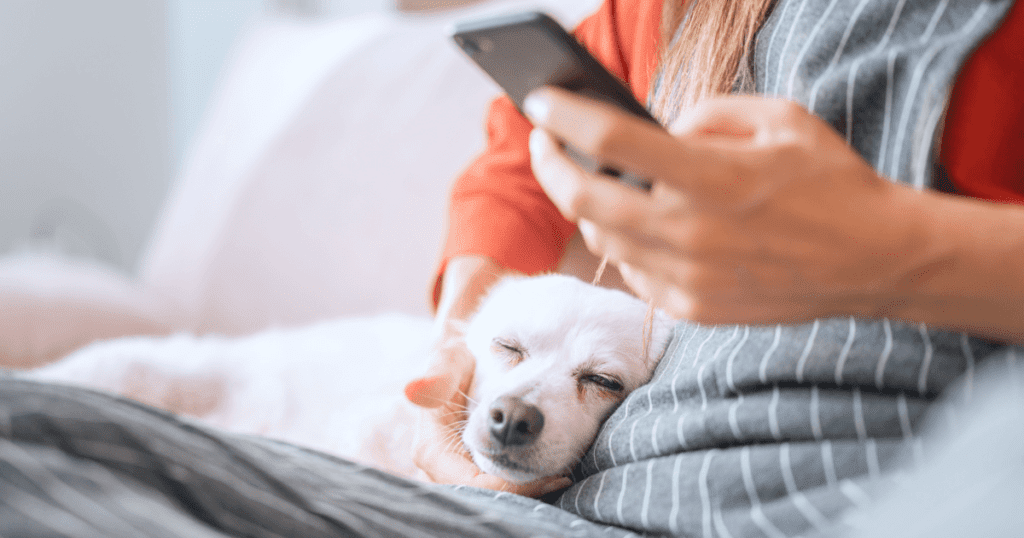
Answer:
[940,0,1024,204]
[432,0,663,307]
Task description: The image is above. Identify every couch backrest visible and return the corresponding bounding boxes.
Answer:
[139,0,602,335]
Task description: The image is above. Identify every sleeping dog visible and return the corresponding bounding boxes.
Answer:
[459,274,672,483]
[28,274,672,485]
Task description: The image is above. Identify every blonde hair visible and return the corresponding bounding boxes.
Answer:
[650,0,777,123]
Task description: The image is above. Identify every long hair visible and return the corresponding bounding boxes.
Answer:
[649,0,777,123]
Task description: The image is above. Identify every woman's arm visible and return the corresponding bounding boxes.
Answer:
[883,191,1024,344]
[524,87,1024,344]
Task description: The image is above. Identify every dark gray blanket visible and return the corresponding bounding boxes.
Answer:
[0,378,638,538]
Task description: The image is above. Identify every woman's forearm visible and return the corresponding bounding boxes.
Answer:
[434,256,514,329]
[878,187,1024,344]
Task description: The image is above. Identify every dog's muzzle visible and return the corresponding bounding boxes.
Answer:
[488,395,544,447]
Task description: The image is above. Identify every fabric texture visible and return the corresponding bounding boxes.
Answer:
[0,378,638,538]
[555,319,1021,536]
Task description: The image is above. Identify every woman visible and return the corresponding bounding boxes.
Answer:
[406,0,1024,534]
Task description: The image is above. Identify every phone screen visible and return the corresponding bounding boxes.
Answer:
[451,11,658,190]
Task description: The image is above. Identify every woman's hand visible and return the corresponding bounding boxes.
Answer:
[524,87,937,325]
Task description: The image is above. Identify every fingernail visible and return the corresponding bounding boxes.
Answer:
[523,92,550,123]
[528,128,544,153]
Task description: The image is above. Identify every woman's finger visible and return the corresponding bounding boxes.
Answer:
[524,87,742,201]
[530,128,659,232]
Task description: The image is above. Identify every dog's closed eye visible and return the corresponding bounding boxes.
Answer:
[491,338,526,365]
[580,374,624,392]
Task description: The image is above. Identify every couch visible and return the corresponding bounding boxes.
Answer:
[0,0,604,369]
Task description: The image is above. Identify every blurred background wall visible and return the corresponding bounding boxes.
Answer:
[0,0,384,274]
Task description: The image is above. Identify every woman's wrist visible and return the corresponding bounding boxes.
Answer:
[874,187,1024,344]
[434,255,513,333]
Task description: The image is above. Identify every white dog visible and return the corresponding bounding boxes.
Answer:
[28,274,672,484]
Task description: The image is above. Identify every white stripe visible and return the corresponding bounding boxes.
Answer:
[741,447,788,538]
[676,412,689,449]
[641,459,655,529]
[759,325,783,383]
[574,478,585,514]
[668,455,684,535]
[887,3,991,181]
[875,0,911,53]
[844,0,908,144]
[769,386,783,441]
[651,414,664,456]
[593,471,608,521]
[866,439,881,480]
[839,480,872,507]
[699,450,718,538]
[810,385,823,441]
[912,96,948,189]
[875,318,894,389]
[807,0,874,113]
[786,0,842,99]
[655,324,693,383]
[795,319,821,383]
[713,507,736,538]
[834,317,858,385]
[917,323,934,394]
[875,48,899,171]
[692,327,720,367]
[920,0,951,44]
[616,466,629,525]
[821,440,839,488]
[607,396,634,468]
[729,393,746,441]
[772,0,811,96]
[726,326,751,393]
[960,332,975,403]
[896,393,913,440]
[853,387,867,441]
[697,327,726,412]
[1009,348,1021,394]
[780,443,832,530]
[761,0,796,93]
[896,393,924,466]
[630,385,658,463]
[845,56,863,143]
[671,328,703,413]
[698,361,711,411]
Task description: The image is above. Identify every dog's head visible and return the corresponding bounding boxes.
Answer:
[461,274,673,484]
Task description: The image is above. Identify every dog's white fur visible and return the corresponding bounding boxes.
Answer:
[27,274,671,483]
[462,274,672,482]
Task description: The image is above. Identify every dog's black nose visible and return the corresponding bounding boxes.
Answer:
[488,396,544,447]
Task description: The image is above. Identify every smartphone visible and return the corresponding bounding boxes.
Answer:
[450,11,659,191]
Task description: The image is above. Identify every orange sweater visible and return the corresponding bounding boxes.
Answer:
[435,0,1024,306]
